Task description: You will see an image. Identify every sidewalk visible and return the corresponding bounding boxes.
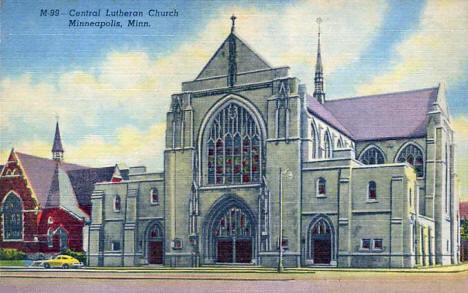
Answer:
[1,262,468,274]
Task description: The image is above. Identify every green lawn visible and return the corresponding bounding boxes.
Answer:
[0,260,26,266]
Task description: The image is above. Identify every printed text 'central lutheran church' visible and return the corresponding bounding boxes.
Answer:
[89,17,460,268]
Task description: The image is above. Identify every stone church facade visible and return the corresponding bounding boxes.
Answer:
[88,19,459,268]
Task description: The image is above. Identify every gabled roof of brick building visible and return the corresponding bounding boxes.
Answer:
[307,87,439,141]
[14,152,116,217]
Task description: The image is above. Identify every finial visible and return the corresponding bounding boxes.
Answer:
[316,17,322,34]
[55,113,59,123]
[231,14,237,33]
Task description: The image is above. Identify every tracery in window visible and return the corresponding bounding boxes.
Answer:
[2,193,22,240]
[360,147,385,165]
[397,144,424,177]
[215,207,252,237]
[206,103,262,185]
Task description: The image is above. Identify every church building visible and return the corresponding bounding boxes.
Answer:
[0,123,123,254]
[88,17,459,268]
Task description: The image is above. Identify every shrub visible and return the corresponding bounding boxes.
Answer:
[62,249,86,264]
[0,248,27,260]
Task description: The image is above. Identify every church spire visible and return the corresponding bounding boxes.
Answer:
[51,119,64,162]
[313,17,325,104]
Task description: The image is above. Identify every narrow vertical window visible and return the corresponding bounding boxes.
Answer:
[47,228,53,248]
[114,195,121,212]
[151,188,159,204]
[317,178,326,196]
[324,131,332,158]
[368,181,377,200]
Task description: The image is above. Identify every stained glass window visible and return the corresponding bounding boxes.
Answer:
[151,188,159,204]
[368,181,377,200]
[114,195,121,212]
[397,144,424,177]
[215,207,252,237]
[317,178,326,196]
[206,104,262,185]
[3,194,22,240]
[360,147,385,165]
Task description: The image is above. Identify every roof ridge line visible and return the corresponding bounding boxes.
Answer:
[325,86,439,103]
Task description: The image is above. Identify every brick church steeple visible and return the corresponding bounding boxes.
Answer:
[313,17,325,104]
[51,121,64,162]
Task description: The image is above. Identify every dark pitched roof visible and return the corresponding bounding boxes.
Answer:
[51,122,64,153]
[307,95,353,137]
[307,87,439,141]
[67,166,115,208]
[16,152,87,207]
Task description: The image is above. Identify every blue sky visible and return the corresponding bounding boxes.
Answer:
[1,0,467,196]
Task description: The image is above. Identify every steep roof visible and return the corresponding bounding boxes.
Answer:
[307,87,439,141]
[307,95,352,137]
[51,122,64,153]
[16,152,86,207]
[67,166,115,208]
[195,32,271,80]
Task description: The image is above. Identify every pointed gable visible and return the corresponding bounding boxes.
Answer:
[196,33,271,80]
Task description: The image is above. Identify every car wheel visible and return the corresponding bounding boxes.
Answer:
[62,264,69,269]
[44,263,50,269]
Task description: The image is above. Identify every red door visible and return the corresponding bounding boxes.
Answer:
[313,239,331,264]
[217,239,233,263]
[149,241,163,264]
[235,239,252,263]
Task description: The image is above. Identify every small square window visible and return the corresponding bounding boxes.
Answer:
[112,241,120,251]
[280,237,289,250]
[361,239,371,250]
[373,239,383,250]
[172,238,182,250]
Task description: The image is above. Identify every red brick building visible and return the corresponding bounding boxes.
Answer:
[0,123,123,254]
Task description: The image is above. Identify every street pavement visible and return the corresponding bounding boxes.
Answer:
[1,266,468,292]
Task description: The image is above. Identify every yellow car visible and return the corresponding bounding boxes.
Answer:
[43,255,83,269]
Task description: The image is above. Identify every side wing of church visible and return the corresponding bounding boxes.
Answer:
[88,18,459,268]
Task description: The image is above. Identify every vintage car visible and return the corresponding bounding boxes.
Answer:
[41,255,83,269]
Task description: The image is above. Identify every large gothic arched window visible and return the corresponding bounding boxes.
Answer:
[397,144,424,177]
[2,193,23,240]
[360,147,385,165]
[206,103,262,185]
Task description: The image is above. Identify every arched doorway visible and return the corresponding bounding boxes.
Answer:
[146,222,164,264]
[307,217,334,264]
[203,195,256,264]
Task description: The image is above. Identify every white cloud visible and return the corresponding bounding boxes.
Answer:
[453,116,468,201]
[1,0,387,168]
[357,0,468,94]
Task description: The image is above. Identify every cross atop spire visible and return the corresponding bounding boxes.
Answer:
[51,121,64,162]
[231,14,237,33]
[313,17,325,104]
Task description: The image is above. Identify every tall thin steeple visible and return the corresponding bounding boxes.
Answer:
[51,118,64,162]
[313,17,325,104]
